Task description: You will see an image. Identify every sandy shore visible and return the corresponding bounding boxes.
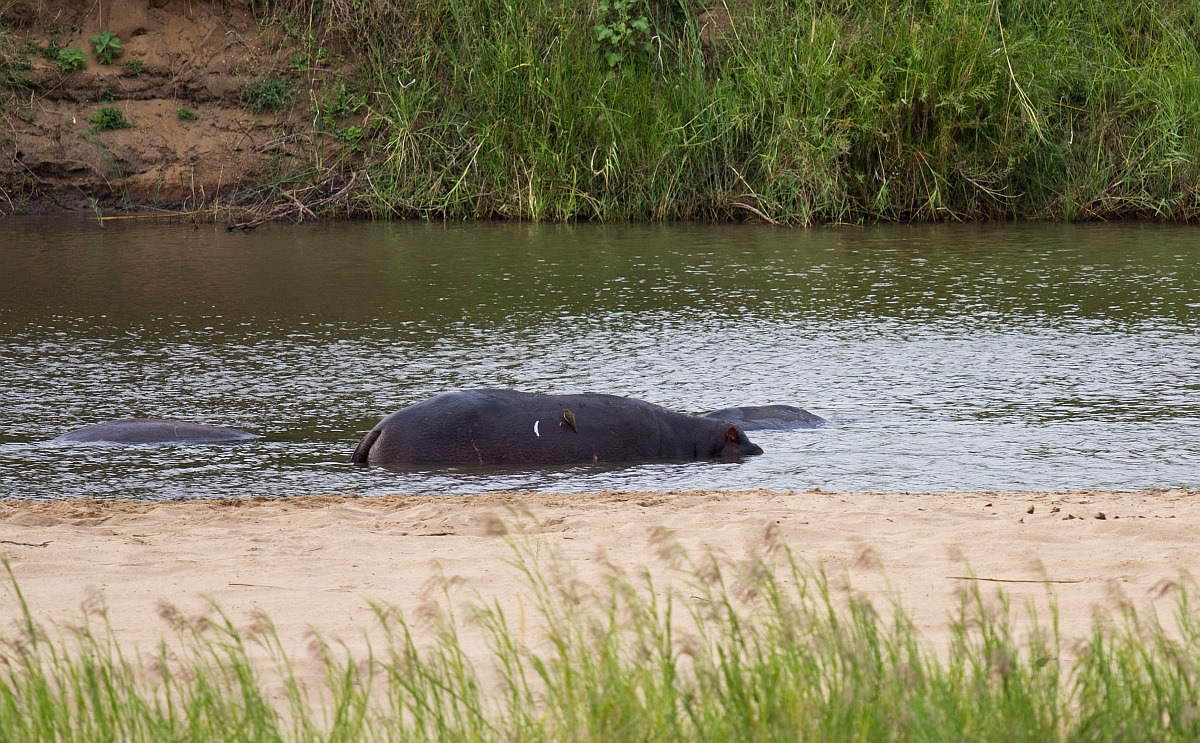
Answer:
[2,488,1197,687]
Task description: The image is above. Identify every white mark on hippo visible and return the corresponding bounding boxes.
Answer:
[534,420,540,437]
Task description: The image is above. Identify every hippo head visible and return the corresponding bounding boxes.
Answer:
[717,425,763,457]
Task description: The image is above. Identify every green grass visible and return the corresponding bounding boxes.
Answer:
[240,75,296,113]
[3,522,1200,741]
[247,0,1200,223]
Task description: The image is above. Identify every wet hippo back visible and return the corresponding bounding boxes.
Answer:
[701,404,827,430]
[352,389,763,466]
[53,419,260,444]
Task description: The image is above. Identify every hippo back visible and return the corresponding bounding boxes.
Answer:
[53,419,260,444]
[701,404,827,430]
[352,389,762,466]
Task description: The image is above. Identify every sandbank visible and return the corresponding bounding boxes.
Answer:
[1,488,1196,688]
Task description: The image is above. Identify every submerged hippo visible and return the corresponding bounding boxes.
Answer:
[53,419,260,444]
[700,404,828,430]
[351,389,764,466]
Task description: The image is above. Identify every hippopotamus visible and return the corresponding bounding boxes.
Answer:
[351,389,764,466]
[700,404,828,430]
[53,419,260,444]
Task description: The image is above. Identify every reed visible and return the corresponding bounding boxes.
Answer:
[2,530,1199,741]
[250,0,1200,224]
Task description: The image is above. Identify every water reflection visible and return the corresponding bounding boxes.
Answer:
[1,218,1197,498]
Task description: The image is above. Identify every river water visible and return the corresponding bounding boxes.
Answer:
[1,218,1197,500]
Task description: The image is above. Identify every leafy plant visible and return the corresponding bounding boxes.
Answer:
[89,30,122,64]
[90,106,132,131]
[239,75,294,112]
[177,106,198,121]
[593,0,654,67]
[56,47,86,73]
[123,58,143,76]
[333,124,364,147]
[311,79,364,129]
[98,88,116,103]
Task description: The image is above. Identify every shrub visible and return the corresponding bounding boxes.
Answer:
[91,107,132,131]
[56,47,86,73]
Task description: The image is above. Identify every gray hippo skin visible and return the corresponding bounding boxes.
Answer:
[53,419,260,444]
[700,405,828,430]
[351,389,764,466]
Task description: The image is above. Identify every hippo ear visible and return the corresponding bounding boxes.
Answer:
[726,426,740,444]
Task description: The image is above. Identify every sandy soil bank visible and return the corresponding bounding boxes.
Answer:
[1,488,1197,690]
[3,0,350,213]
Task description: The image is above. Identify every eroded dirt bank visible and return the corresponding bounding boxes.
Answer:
[1,0,351,214]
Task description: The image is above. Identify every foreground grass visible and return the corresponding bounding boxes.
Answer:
[2,526,1199,741]
[251,0,1200,223]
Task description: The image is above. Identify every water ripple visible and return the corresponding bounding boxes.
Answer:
[1,219,1198,499]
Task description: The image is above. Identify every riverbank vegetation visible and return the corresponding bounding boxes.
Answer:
[2,530,1200,741]
[250,0,1200,224]
[2,0,1197,223]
